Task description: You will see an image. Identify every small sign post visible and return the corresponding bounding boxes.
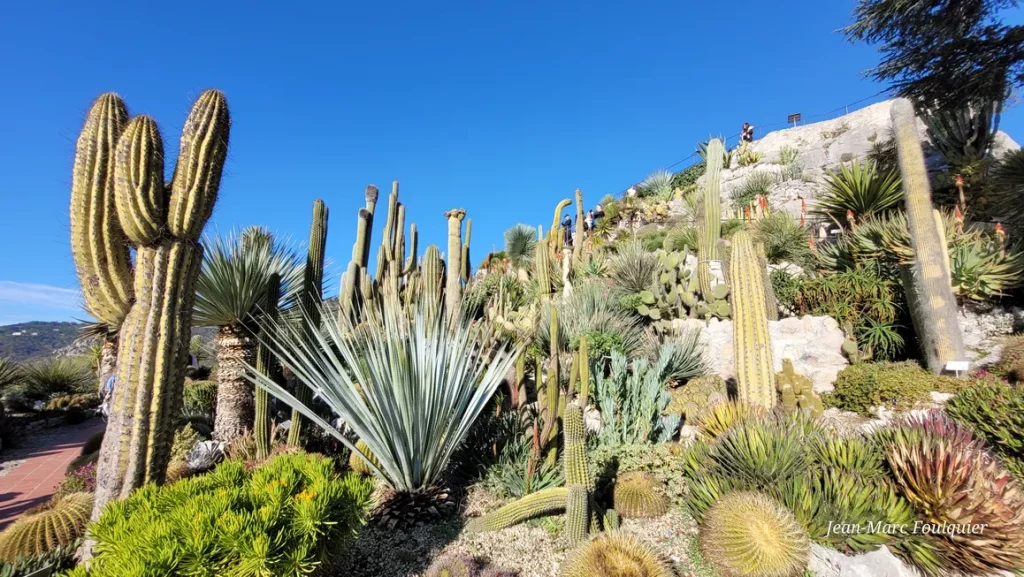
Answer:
[788,113,802,127]
[944,360,971,378]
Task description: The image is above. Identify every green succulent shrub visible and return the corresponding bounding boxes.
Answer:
[875,411,1024,575]
[823,362,963,416]
[814,159,902,221]
[735,142,763,167]
[637,229,668,252]
[949,238,1024,302]
[182,379,217,417]
[945,380,1024,478]
[560,532,673,577]
[594,348,681,446]
[663,226,697,252]
[538,282,646,358]
[699,491,809,577]
[693,401,766,440]
[752,212,813,267]
[732,171,777,208]
[784,268,905,360]
[0,544,78,577]
[590,443,688,508]
[0,493,93,563]
[666,374,727,424]
[712,417,810,488]
[672,162,706,191]
[81,452,373,576]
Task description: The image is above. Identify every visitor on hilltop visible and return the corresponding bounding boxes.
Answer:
[627,184,637,197]
[562,214,573,248]
[585,210,595,232]
[594,204,605,220]
[741,122,754,143]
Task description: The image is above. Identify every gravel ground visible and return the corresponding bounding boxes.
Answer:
[332,486,710,577]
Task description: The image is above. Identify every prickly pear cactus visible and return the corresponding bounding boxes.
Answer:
[635,249,731,332]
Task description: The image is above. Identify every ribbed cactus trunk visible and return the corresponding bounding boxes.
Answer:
[891,99,966,374]
[572,188,584,265]
[444,209,466,321]
[550,198,571,260]
[698,139,724,296]
[77,91,228,524]
[254,274,282,461]
[422,246,444,326]
[535,238,552,300]
[563,403,591,545]
[288,199,328,447]
[755,241,779,321]
[731,230,776,408]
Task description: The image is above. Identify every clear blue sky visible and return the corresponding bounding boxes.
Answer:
[1,0,1022,325]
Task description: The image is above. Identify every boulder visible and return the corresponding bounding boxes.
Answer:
[675,315,848,393]
[957,303,1024,366]
[808,544,918,577]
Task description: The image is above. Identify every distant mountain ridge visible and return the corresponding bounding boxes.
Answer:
[0,321,87,362]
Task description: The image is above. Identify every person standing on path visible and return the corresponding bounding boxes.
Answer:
[741,122,754,143]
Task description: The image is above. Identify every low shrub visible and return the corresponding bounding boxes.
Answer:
[80,452,374,576]
[945,380,1024,478]
[823,362,962,416]
[55,461,97,497]
[182,379,217,417]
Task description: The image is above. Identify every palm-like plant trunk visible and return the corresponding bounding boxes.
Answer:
[99,334,118,392]
[212,325,255,443]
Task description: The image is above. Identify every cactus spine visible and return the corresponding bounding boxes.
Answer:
[731,230,776,408]
[286,200,328,448]
[79,91,228,519]
[892,98,966,373]
[445,209,466,320]
[698,138,725,295]
[254,274,281,460]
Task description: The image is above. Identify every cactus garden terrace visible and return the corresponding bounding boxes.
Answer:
[2,1,1024,576]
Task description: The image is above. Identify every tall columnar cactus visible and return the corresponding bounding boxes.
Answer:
[755,241,779,321]
[74,91,229,518]
[891,99,966,374]
[572,188,584,264]
[287,200,328,448]
[445,209,466,320]
[731,230,776,409]
[340,187,378,322]
[461,219,472,283]
[535,237,552,299]
[254,274,282,460]
[550,198,572,259]
[698,138,725,295]
[422,245,445,324]
[578,335,590,407]
[565,484,589,546]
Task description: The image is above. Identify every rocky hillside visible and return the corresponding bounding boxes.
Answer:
[0,321,86,362]
[700,99,1019,219]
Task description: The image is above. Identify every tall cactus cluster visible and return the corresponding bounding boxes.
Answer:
[70,91,229,516]
[730,230,776,409]
[891,98,966,374]
[698,138,725,295]
[286,199,329,446]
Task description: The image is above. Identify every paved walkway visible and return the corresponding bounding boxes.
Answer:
[0,418,106,529]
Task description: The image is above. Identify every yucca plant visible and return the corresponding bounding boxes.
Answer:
[504,223,538,270]
[639,169,675,201]
[193,227,304,442]
[753,211,812,266]
[875,410,1024,574]
[607,241,659,296]
[536,281,646,358]
[815,159,902,222]
[11,357,93,407]
[0,358,21,392]
[247,295,519,527]
[663,226,698,252]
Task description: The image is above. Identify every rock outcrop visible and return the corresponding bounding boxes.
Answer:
[673,315,848,393]
[809,544,919,577]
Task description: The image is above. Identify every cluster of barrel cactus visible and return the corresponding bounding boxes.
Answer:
[635,249,731,330]
[0,493,94,562]
[776,359,823,417]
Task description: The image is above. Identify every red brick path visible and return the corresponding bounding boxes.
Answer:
[0,419,106,529]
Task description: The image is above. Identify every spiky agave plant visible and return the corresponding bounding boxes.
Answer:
[694,401,766,439]
[699,491,809,577]
[0,358,21,391]
[246,294,519,528]
[874,410,1024,574]
[639,169,675,201]
[560,532,673,577]
[193,227,304,443]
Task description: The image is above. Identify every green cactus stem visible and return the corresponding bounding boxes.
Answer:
[467,487,569,532]
[893,100,966,373]
[288,199,328,447]
[88,90,228,521]
[578,335,590,407]
[70,93,133,330]
[776,359,823,417]
[255,274,282,460]
[565,484,589,545]
[404,222,419,275]
[755,241,779,321]
[422,245,444,324]
[698,138,725,295]
[462,219,472,283]
[731,230,776,409]
[535,238,552,300]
